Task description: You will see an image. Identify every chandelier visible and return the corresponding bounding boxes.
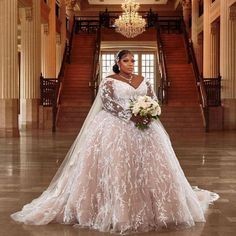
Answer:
[115,0,146,38]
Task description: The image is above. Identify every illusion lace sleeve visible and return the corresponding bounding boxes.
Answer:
[146,79,158,101]
[100,79,132,122]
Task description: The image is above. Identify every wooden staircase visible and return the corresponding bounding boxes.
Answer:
[57,34,96,132]
[160,34,204,134]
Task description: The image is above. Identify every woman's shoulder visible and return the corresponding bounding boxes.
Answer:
[105,74,118,80]
[100,75,117,87]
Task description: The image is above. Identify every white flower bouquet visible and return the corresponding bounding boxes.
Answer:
[129,95,161,130]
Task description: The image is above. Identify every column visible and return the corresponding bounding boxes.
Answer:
[197,33,204,75]
[20,0,41,129]
[41,24,47,77]
[182,0,191,33]
[203,0,212,77]
[210,21,220,77]
[0,0,19,137]
[60,0,67,58]
[42,0,57,78]
[56,34,62,76]
[220,1,236,129]
[191,0,202,73]
[66,3,75,33]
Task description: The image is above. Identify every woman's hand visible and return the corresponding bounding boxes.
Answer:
[130,114,151,126]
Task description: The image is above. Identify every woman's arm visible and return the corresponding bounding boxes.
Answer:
[100,79,132,122]
[146,80,158,101]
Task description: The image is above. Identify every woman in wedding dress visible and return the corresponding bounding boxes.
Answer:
[11,50,219,234]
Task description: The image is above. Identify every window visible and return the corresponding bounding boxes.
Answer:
[101,51,156,89]
[141,53,155,87]
[101,53,115,79]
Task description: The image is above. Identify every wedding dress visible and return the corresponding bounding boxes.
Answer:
[11,77,219,234]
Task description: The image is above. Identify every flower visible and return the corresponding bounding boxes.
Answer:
[130,95,161,130]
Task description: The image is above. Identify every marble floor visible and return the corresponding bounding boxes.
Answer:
[0,130,236,236]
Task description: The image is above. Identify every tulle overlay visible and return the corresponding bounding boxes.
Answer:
[11,78,219,234]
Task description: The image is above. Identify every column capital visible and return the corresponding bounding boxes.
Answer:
[182,0,191,9]
[230,5,236,21]
[25,7,33,21]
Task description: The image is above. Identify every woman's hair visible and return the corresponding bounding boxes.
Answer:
[112,50,133,74]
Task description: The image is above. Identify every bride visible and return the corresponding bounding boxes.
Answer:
[11,50,219,234]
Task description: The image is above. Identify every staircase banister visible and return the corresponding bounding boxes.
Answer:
[67,16,76,64]
[199,76,208,108]
[40,16,76,132]
[188,39,200,82]
[203,75,222,107]
[180,19,210,131]
[181,19,192,63]
[156,19,168,104]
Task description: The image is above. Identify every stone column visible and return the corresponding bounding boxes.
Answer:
[0,0,19,137]
[220,1,236,129]
[203,0,212,77]
[56,34,62,76]
[41,23,49,77]
[66,3,75,33]
[197,33,204,75]
[20,0,41,129]
[191,0,202,73]
[43,0,57,78]
[60,0,67,57]
[182,0,191,33]
[210,21,220,77]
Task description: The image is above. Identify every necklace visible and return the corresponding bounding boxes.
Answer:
[119,73,133,84]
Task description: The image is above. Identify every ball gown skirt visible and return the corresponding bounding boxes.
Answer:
[11,78,219,234]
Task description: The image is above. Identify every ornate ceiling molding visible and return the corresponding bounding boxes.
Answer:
[87,0,168,4]
[182,0,191,9]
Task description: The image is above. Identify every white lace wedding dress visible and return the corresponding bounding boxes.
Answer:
[11,77,219,234]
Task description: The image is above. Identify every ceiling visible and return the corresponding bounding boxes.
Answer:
[88,0,168,4]
[78,0,181,14]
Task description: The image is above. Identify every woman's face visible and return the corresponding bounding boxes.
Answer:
[118,53,135,75]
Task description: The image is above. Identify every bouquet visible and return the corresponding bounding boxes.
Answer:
[129,95,161,130]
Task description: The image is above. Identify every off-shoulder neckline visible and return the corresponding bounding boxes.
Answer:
[105,77,146,90]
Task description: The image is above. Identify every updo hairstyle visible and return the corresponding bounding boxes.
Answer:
[112,50,133,74]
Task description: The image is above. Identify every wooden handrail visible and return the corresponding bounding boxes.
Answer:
[156,16,168,104]
[181,19,221,131]
[40,75,60,132]
[75,17,99,34]
[67,17,76,64]
[203,75,221,107]
[181,19,209,131]
[40,17,76,132]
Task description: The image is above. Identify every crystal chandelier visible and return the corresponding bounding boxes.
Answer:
[115,0,146,38]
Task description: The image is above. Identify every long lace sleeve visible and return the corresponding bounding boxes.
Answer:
[100,79,132,122]
[146,79,158,101]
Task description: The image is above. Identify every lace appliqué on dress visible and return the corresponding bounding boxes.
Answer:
[100,79,132,122]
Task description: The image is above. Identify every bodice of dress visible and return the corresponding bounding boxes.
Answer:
[100,77,158,122]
